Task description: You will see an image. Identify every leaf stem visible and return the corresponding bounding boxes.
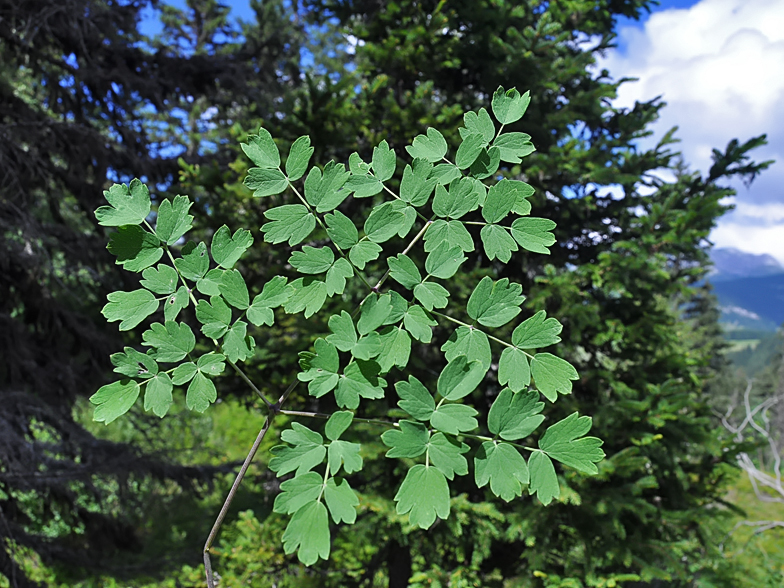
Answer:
[428,309,535,360]
[228,360,274,407]
[276,410,533,452]
[371,219,433,292]
[380,183,429,223]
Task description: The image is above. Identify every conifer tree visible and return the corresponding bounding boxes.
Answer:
[0,0,301,583]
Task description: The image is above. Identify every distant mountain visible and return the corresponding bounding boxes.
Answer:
[708,248,784,333]
[709,247,783,281]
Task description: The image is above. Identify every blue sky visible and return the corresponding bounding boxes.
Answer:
[140,0,784,263]
[599,0,784,263]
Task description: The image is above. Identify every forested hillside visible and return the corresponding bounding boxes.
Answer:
[1,1,780,587]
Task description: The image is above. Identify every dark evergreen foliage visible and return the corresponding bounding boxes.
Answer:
[0,0,301,583]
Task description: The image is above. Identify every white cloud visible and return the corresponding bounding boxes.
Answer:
[712,220,784,264]
[599,0,784,262]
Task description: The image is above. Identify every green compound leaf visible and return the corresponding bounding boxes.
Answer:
[195,295,232,339]
[107,225,162,272]
[424,219,474,253]
[400,158,436,206]
[480,224,518,263]
[467,276,525,328]
[437,355,485,401]
[325,411,353,441]
[528,450,559,505]
[488,388,544,441]
[348,151,370,175]
[372,139,397,182]
[492,86,531,125]
[405,127,447,162]
[325,210,359,249]
[425,242,466,279]
[388,254,422,289]
[442,327,491,371]
[144,372,173,418]
[455,132,485,169]
[508,180,535,215]
[377,326,411,373]
[163,292,189,327]
[285,277,327,318]
[155,195,193,245]
[304,161,350,213]
[403,304,436,343]
[172,362,197,385]
[174,241,209,281]
[432,177,480,219]
[95,179,151,227]
[247,276,291,327]
[325,257,353,296]
[352,333,382,360]
[274,472,323,515]
[539,412,604,474]
[298,338,340,398]
[382,420,429,458]
[336,360,385,409]
[357,293,392,335]
[364,201,411,243]
[196,268,225,296]
[219,269,249,310]
[163,286,189,322]
[194,353,224,378]
[241,127,280,168]
[413,281,449,311]
[386,291,409,324]
[396,376,435,421]
[349,240,382,270]
[91,380,140,424]
[430,404,478,435]
[469,146,501,180]
[510,217,557,254]
[499,347,531,392]
[222,320,255,363]
[482,180,518,224]
[427,433,469,479]
[141,321,195,362]
[395,464,450,529]
[464,108,495,143]
[430,163,462,185]
[282,501,330,566]
[531,353,579,402]
[310,320,346,366]
[286,135,314,181]
[512,310,563,349]
[328,440,363,475]
[141,264,179,295]
[493,132,536,163]
[326,311,357,352]
[345,172,383,198]
[102,289,158,331]
[211,225,253,269]
[269,422,326,476]
[474,441,529,502]
[262,205,316,246]
[324,478,359,524]
[290,246,335,274]
[110,347,157,379]
[348,152,371,175]
[244,168,288,197]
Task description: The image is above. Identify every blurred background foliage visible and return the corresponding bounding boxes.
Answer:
[0,0,781,586]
